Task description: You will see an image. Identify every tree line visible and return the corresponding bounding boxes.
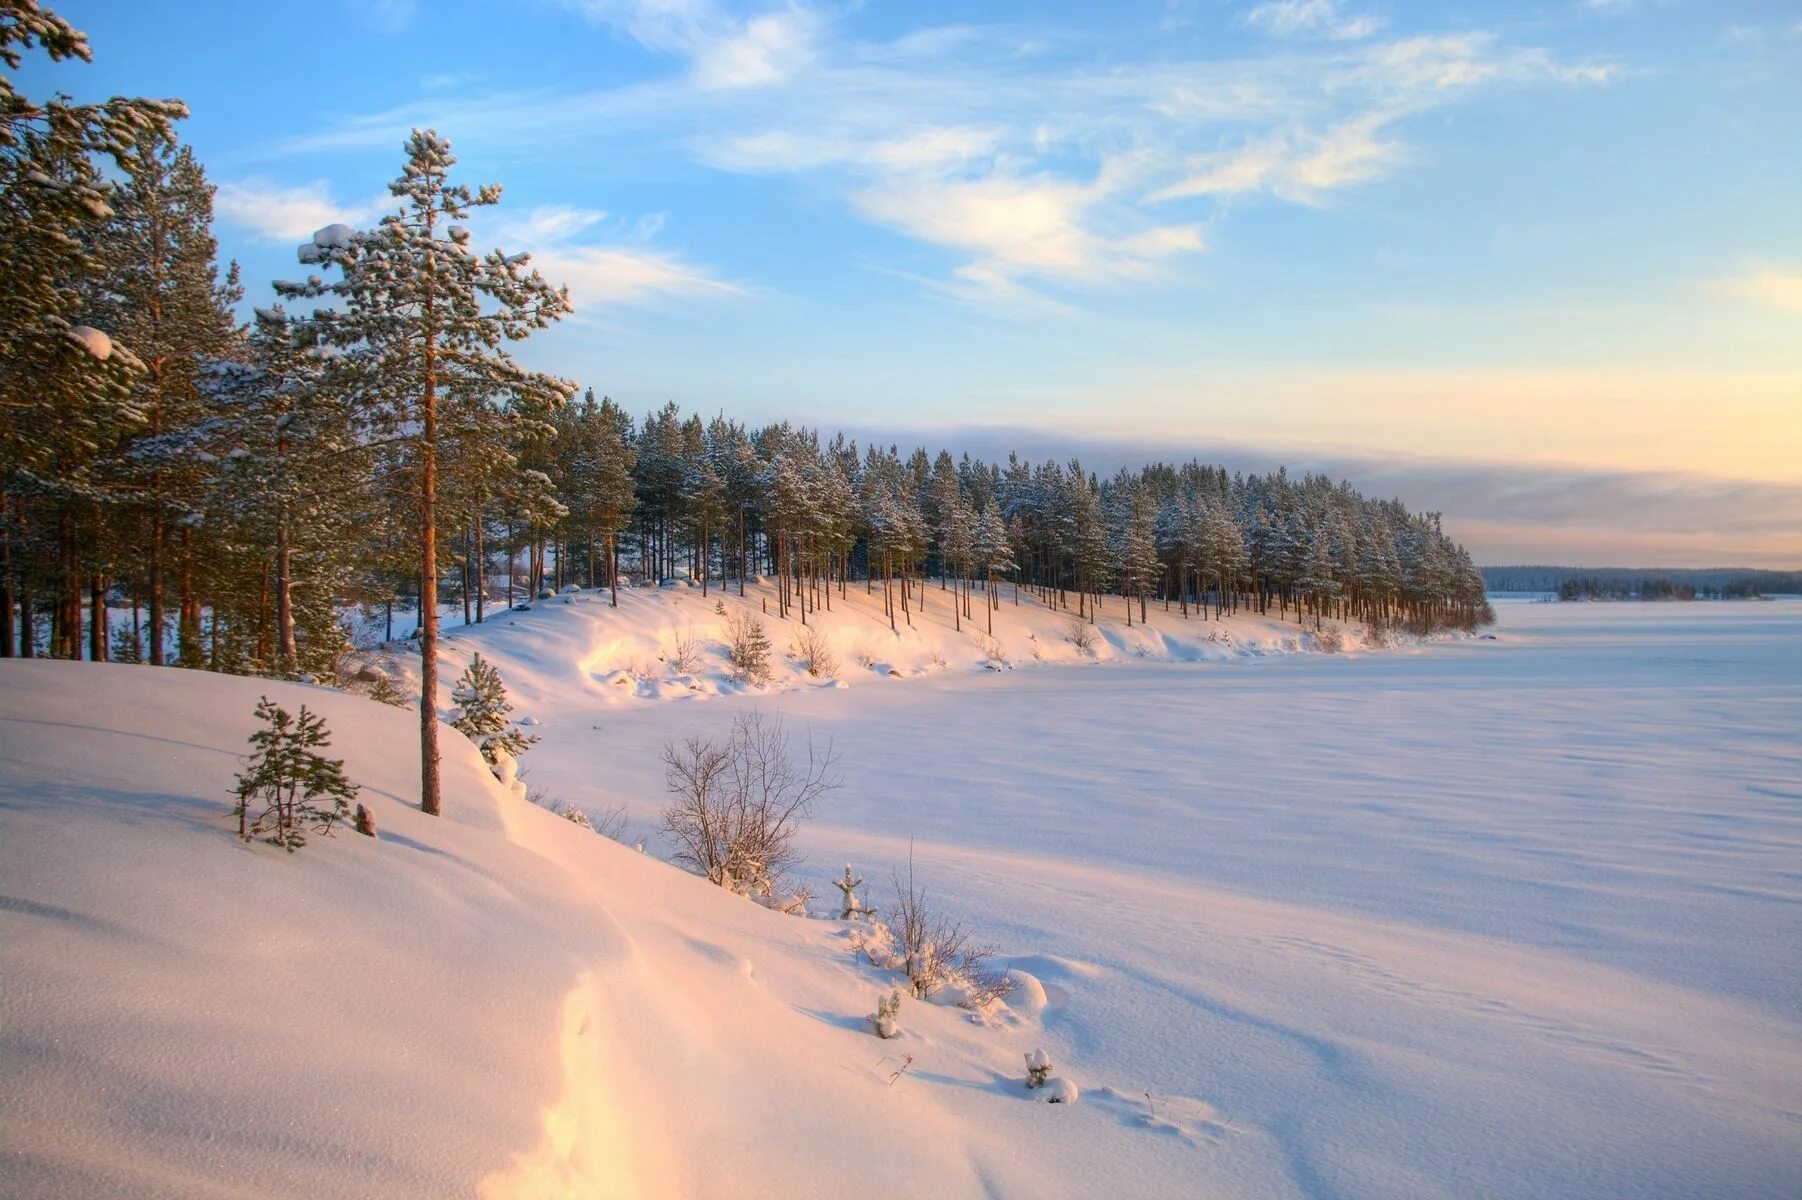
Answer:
[1484,565,1798,599]
[1,2,1489,815]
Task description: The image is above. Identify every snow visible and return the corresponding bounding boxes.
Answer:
[3,599,1798,1198]
[63,325,112,360]
[312,222,355,248]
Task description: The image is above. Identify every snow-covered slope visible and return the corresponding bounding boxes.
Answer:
[5,600,1799,1199]
[399,576,1380,715]
[0,660,1184,1199]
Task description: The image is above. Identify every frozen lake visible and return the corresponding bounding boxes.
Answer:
[539,598,1802,1198]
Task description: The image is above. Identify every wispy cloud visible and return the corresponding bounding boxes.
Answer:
[1711,266,1802,314]
[214,179,389,242]
[495,205,743,310]
[272,6,1615,313]
[560,0,821,89]
[1245,0,1381,42]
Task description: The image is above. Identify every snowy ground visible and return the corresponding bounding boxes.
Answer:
[3,597,1798,1198]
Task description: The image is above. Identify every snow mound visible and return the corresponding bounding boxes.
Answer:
[64,324,112,360]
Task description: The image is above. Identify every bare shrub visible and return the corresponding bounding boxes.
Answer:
[724,612,773,684]
[790,625,838,678]
[668,626,703,675]
[1363,622,1394,650]
[659,711,841,895]
[527,776,631,841]
[1065,618,1099,655]
[551,800,629,840]
[980,637,1011,670]
[853,645,877,669]
[1315,626,1344,653]
[886,849,1014,1006]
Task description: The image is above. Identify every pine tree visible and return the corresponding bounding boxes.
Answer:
[973,497,1014,635]
[93,127,242,667]
[233,696,359,851]
[200,307,357,677]
[450,652,537,764]
[278,130,573,817]
[1,2,186,659]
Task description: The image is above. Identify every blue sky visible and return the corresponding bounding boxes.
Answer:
[22,0,1802,564]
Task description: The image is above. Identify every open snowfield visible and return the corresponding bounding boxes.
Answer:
[3,595,1799,1198]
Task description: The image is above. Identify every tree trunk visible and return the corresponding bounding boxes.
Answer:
[0,493,13,658]
[178,526,199,666]
[148,517,164,665]
[275,507,296,676]
[89,575,106,662]
[418,274,443,818]
[474,506,485,624]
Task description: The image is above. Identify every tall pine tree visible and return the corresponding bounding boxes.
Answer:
[278,130,572,817]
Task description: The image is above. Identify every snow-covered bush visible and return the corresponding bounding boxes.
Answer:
[869,990,903,1039]
[724,612,773,684]
[658,711,841,896]
[790,625,837,678]
[980,638,1011,670]
[451,653,537,764]
[1065,618,1099,655]
[881,852,1014,1006]
[367,674,412,708]
[834,863,874,920]
[1023,1050,1077,1102]
[233,697,359,852]
[1316,626,1345,653]
[525,783,630,841]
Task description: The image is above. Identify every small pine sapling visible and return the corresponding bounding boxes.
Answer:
[233,697,359,851]
[451,653,538,764]
[1025,1049,1054,1089]
[724,612,773,684]
[869,989,903,1039]
[834,863,875,921]
[368,673,413,708]
[109,625,144,664]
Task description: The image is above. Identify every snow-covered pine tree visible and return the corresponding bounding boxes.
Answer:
[451,652,537,765]
[277,130,573,817]
[973,497,1015,636]
[200,307,358,677]
[0,2,186,659]
[724,611,772,684]
[575,395,638,605]
[92,127,242,667]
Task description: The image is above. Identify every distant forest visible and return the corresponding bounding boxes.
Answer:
[1482,567,1801,600]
